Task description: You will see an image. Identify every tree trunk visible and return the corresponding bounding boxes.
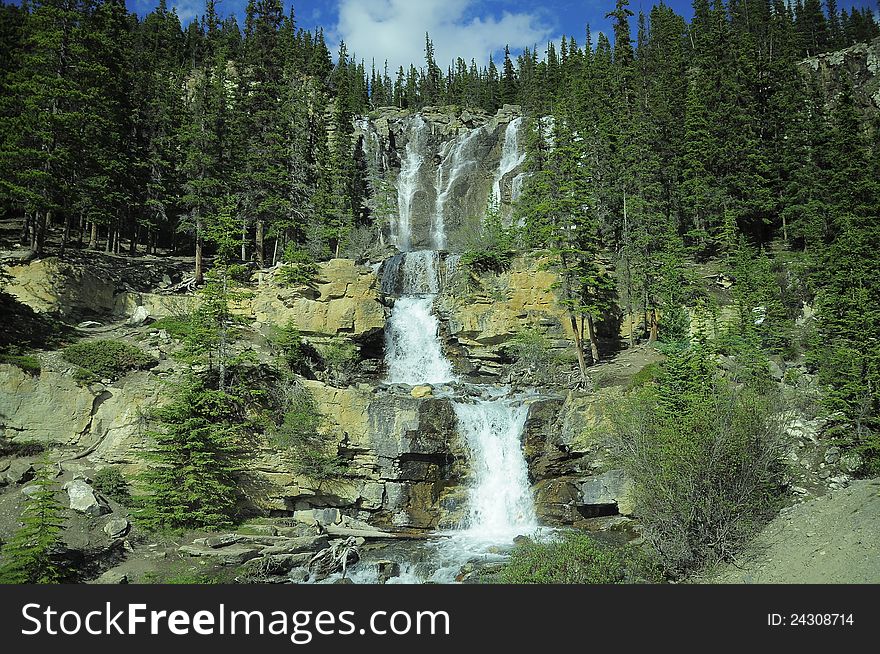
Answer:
[34,210,48,256]
[195,214,204,285]
[569,313,588,383]
[586,314,600,364]
[649,308,659,342]
[241,218,247,261]
[129,225,138,255]
[255,219,265,267]
[19,213,31,246]
[60,212,71,255]
[76,212,84,247]
[88,221,98,250]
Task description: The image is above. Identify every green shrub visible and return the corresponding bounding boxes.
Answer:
[272,322,308,374]
[92,468,131,506]
[627,362,661,390]
[272,386,345,480]
[499,532,659,584]
[0,353,41,375]
[151,316,193,340]
[62,340,156,380]
[607,345,788,576]
[319,338,359,384]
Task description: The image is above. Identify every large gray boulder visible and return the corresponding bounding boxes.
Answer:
[63,479,110,517]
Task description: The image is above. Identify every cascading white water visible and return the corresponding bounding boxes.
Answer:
[433,127,484,250]
[394,116,428,251]
[491,117,526,207]
[383,251,455,386]
[453,397,537,539]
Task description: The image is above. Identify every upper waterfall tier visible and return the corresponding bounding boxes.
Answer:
[356,106,526,252]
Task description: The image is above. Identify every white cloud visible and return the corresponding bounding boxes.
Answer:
[169,0,203,23]
[331,0,556,73]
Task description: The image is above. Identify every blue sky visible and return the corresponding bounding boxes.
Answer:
[128,0,877,72]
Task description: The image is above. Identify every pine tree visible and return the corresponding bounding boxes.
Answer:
[0,462,65,584]
[139,376,244,531]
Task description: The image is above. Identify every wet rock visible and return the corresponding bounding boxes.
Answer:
[377,560,401,584]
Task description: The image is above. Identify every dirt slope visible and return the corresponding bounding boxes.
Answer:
[709,478,880,584]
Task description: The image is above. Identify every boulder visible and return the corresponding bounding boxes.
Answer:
[103,516,131,539]
[127,305,151,327]
[824,446,841,465]
[93,570,128,584]
[63,479,110,516]
[4,460,35,485]
[377,560,401,584]
[410,385,433,399]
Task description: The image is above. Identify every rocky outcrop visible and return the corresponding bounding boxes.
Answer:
[438,256,574,379]
[247,259,386,340]
[800,37,880,118]
[248,381,466,531]
[4,258,118,316]
[522,389,636,525]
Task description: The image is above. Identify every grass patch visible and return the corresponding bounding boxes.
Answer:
[151,316,193,340]
[0,353,41,375]
[499,532,661,584]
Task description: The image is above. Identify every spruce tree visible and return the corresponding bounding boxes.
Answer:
[0,462,65,584]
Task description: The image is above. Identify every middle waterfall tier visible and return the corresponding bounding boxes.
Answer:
[382,250,456,386]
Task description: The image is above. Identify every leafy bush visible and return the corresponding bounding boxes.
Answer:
[151,316,193,340]
[62,340,156,380]
[505,328,561,385]
[277,245,319,287]
[272,386,345,480]
[92,468,131,506]
[499,532,659,584]
[0,353,41,375]
[319,338,359,385]
[272,322,308,374]
[607,345,788,576]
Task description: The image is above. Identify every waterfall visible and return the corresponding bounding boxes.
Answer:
[394,116,428,252]
[453,397,537,539]
[383,251,455,386]
[492,118,526,207]
[433,127,484,250]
